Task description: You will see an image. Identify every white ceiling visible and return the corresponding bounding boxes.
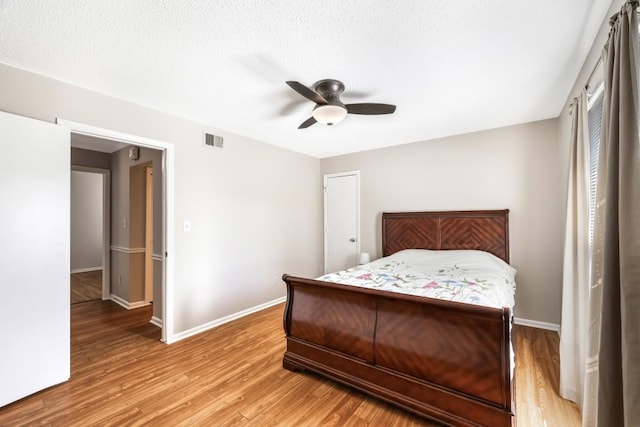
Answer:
[71,133,129,154]
[0,1,613,158]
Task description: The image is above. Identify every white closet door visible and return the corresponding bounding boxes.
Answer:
[0,111,70,407]
[324,171,359,273]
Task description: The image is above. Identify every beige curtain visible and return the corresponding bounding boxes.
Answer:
[560,89,591,406]
[584,2,639,425]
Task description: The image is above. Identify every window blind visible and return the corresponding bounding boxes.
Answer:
[587,85,604,246]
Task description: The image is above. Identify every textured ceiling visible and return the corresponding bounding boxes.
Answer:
[0,0,613,158]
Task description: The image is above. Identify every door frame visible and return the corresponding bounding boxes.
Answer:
[323,170,360,274]
[144,165,153,304]
[57,119,176,344]
[70,165,111,300]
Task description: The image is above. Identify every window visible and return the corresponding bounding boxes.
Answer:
[587,82,604,246]
[587,14,640,245]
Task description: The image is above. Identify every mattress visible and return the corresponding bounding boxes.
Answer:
[319,249,516,309]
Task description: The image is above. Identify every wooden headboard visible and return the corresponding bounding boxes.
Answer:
[382,210,510,263]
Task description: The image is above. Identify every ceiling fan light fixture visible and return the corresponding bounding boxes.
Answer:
[312,104,347,126]
[287,79,395,129]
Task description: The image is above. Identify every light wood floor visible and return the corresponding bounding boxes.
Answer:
[70,270,102,304]
[0,301,581,426]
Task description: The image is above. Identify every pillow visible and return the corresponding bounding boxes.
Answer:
[383,249,517,278]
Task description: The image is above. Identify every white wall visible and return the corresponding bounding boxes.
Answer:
[0,63,323,337]
[321,119,564,325]
[70,170,103,272]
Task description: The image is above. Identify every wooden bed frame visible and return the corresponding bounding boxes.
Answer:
[282,210,514,426]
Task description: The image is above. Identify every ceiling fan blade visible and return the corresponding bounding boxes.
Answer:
[286,81,327,105]
[346,103,396,115]
[298,117,317,129]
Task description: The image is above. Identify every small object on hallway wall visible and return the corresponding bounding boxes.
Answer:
[359,252,370,265]
[128,146,140,161]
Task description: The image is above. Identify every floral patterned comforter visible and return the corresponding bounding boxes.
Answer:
[318,249,516,309]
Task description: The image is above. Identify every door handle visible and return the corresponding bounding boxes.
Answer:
[350,238,356,242]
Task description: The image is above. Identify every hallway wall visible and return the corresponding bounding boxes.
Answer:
[70,170,103,272]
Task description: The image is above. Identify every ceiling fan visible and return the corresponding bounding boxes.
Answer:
[285,79,396,129]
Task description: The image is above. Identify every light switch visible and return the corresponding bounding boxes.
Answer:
[184,220,191,232]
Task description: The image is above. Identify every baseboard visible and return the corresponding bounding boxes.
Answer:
[514,317,560,332]
[71,266,103,274]
[150,316,163,328]
[110,294,152,310]
[170,296,286,343]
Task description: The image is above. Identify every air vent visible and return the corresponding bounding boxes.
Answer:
[204,133,224,149]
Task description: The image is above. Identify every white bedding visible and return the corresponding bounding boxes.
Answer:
[318,249,516,309]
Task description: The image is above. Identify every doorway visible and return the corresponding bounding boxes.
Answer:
[70,167,110,304]
[126,161,156,307]
[323,171,360,273]
[60,119,175,344]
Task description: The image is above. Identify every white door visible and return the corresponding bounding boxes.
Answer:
[324,171,359,273]
[0,111,70,407]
